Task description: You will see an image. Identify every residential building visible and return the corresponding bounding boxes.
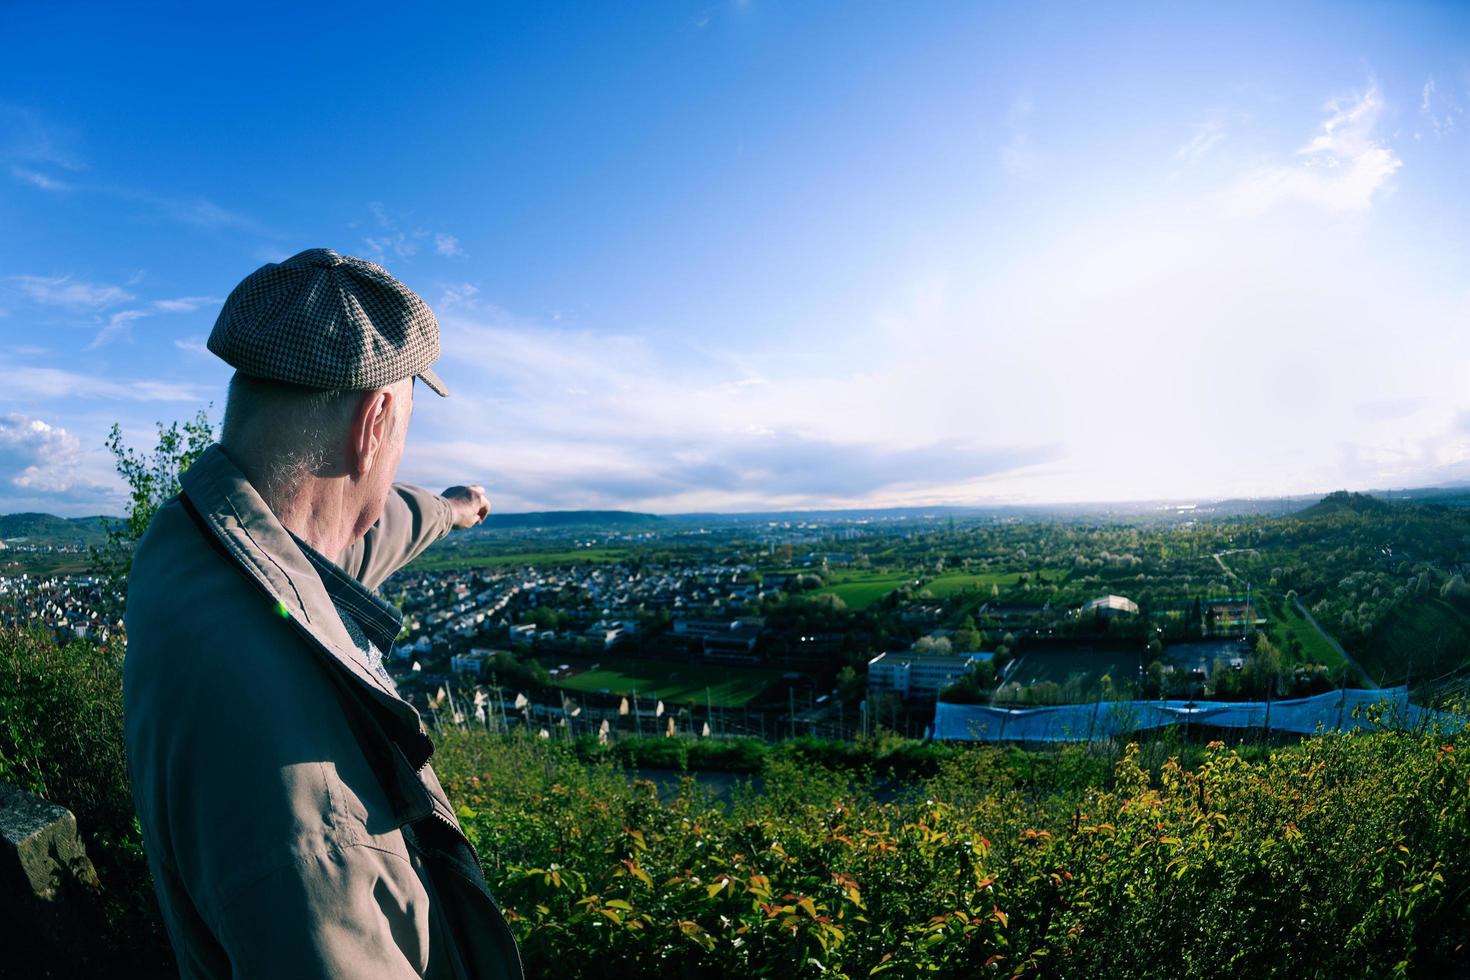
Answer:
[867,651,993,700]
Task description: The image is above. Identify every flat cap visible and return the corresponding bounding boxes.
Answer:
[207,247,448,396]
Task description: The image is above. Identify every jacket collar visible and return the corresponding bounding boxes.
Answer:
[177,443,430,760]
[287,527,403,658]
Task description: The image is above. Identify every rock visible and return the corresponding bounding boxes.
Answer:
[0,782,101,968]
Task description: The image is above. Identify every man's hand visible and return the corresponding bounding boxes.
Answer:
[442,485,491,529]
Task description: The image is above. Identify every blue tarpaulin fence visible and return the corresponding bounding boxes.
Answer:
[932,687,1458,742]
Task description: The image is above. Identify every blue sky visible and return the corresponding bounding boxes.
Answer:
[2,1,1468,516]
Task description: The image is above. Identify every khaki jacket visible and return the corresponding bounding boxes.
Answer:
[123,444,523,979]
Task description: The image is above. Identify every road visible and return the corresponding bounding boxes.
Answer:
[1292,594,1376,689]
[1212,551,1376,688]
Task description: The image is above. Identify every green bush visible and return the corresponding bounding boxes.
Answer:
[0,622,173,973]
[441,721,1470,978]
[5,626,1470,977]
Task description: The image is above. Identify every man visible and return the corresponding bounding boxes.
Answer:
[123,248,524,979]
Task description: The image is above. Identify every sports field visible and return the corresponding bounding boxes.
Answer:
[540,655,783,707]
[1005,647,1142,689]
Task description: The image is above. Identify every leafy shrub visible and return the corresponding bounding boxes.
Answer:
[0,622,172,973]
[6,626,1470,978]
[441,719,1470,978]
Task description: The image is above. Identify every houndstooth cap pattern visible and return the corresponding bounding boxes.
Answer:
[207,247,448,396]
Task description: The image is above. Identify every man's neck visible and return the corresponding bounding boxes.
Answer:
[268,479,355,559]
[221,443,359,558]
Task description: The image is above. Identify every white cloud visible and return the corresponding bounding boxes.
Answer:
[3,360,212,402]
[0,413,83,493]
[88,309,149,349]
[1175,119,1226,163]
[11,165,69,191]
[174,336,210,355]
[84,295,222,348]
[999,94,1036,176]
[438,282,481,309]
[0,104,86,173]
[1229,81,1401,215]
[396,185,1470,512]
[1419,78,1458,137]
[10,275,133,311]
[399,306,1056,512]
[0,413,128,515]
[151,295,220,314]
[359,203,465,264]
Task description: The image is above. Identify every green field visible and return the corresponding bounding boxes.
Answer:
[1358,596,1470,686]
[539,655,782,707]
[922,567,1071,598]
[1267,596,1348,671]
[813,567,1070,609]
[814,571,916,609]
[0,554,95,576]
[410,546,629,571]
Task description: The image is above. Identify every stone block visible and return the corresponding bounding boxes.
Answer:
[0,782,102,968]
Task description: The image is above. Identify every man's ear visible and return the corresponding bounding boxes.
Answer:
[348,388,394,478]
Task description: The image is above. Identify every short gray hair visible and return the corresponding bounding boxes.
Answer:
[220,372,409,501]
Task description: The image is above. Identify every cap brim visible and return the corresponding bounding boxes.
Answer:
[417,366,449,397]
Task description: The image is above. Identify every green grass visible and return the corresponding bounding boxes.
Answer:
[409,547,629,571]
[813,571,915,609]
[1267,596,1347,671]
[922,567,1070,598]
[1359,596,1470,686]
[0,553,96,575]
[539,655,783,707]
[811,567,1072,608]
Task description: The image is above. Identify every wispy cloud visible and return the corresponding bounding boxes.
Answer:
[151,295,219,314]
[1417,78,1459,138]
[1175,119,1226,163]
[85,295,223,348]
[11,165,70,191]
[360,202,463,264]
[1228,80,1401,215]
[2,106,270,235]
[88,309,150,350]
[173,336,210,355]
[3,360,212,402]
[9,275,134,311]
[0,104,86,173]
[999,94,1036,176]
[6,273,221,347]
[112,189,267,233]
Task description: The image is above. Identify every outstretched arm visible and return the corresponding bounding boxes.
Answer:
[336,483,491,590]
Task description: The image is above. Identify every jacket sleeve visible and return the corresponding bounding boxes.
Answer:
[337,483,455,590]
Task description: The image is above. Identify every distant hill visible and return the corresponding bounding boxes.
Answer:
[473,510,664,531]
[1294,491,1392,520]
[0,512,111,547]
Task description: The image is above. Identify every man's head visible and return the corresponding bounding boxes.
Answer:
[208,248,443,545]
[220,373,414,540]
